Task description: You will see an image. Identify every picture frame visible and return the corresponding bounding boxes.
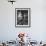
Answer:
[15,8,31,28]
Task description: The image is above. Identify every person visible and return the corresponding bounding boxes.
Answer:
[17,12,24,25]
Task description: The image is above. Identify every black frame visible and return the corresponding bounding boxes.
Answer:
[15,8,31,28]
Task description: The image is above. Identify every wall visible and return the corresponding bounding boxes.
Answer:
[0,0,46,42]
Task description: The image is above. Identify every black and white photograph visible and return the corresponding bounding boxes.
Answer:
[15,8,31,27]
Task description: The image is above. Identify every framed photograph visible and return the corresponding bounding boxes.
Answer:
[15,8,31,27]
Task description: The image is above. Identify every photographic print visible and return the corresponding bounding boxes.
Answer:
[15,8,31,27]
